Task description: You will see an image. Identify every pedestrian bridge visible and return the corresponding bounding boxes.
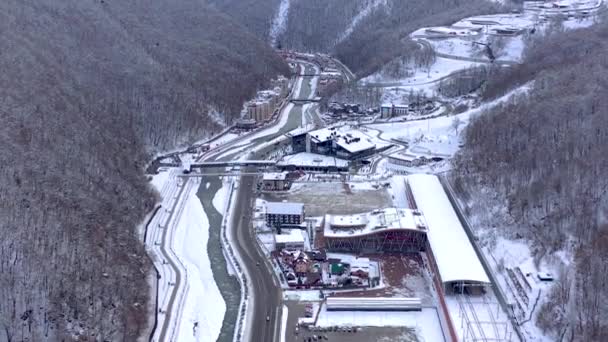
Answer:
[191,160,276,168]
[290,97,321,104]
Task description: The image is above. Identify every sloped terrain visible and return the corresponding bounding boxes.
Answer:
[208,0,282,40]
[453,22,608,341]
[209,0,502,77]
[0,0,286,340]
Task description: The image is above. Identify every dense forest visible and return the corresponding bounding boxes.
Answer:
[453,19,608,341]
[211,0,504,77]
[207,0,281,40]
[0,0,286,340]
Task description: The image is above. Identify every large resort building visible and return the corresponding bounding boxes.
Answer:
[308,126,377,160]
[287,125,381,161]
[322,208,428,253]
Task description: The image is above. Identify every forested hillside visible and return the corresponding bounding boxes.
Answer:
[0,0,286,340]
[331,0,502,77]
[453,20,608,341]
[207,0,281,41]
[210,0,502,77]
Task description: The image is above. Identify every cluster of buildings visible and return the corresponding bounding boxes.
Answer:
[323,102,378,123]
[236,76,289,129]
[263,201,381,289]
[275,249,379,289]
[386,149,449,169]
[380,101,437,119]
[261,174,493,295]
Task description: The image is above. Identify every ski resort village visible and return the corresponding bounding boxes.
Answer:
[142,1,605,342]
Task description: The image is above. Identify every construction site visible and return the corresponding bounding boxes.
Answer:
[256,173,516,342]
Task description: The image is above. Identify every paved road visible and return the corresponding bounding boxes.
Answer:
[156,180,187,342]
[194,61,320,342]
[232,167,282,342]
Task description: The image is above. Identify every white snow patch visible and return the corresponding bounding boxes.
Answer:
[270,0,291,46]
[283,290,323,302]
[280,305,289,342]
[212,182,228,213]
[365,81,533,158]
[316,305,445,342]
[207,107,227,128]
[362,56,480,85]
[337,0,388,44]
[151,169,171,192]
[173,192,226,342]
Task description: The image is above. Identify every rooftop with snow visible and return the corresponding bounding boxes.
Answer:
[263,172,287,181]
[407,174,490,285]
[275,229,306,245]
[278,152,349,168]
[266,202,305,216]
[309,126,376,153]
[324,207,427,238]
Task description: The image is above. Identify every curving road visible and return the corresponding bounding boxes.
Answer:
[197,61,321,342]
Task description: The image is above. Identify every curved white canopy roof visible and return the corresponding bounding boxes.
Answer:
[407,174,490,284]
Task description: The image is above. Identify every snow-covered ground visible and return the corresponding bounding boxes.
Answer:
[366,116,463,159]
[367,82,531,160]
[444,294,511,342]
[315,305,446,342]
[362,57,480,85]
[146,171,226,342]
[480,233,570,341]
[208,107,229,128]
[270,0,290,46]
[497,35,526,62]
[563,15,597,30]
[283,290,323,301]
[201,132,240,150]
[173,189,226,342]
[337,0,388,44]
[280,305,289,342]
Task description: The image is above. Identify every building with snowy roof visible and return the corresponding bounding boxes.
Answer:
[325,297,422,312]
[265,202,305,227]
[307,126,377,160]
[322,208,428,253]
[277,152,349,172]
[275,229,306,250]
[262,172,290,191]
[380,103,409,118]
[406,174,490,292]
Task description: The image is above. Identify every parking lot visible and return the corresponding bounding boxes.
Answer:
[284,302,419,342]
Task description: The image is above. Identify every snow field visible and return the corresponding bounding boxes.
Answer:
[172,185,226,342]
[366,81,532,161]
[315,305,446,342]
[270,0,291,46]
[337,0,387,44]
[362,56,481,85]
[280,305,289,342]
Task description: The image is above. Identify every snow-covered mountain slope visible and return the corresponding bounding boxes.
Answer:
[270,0,291,46]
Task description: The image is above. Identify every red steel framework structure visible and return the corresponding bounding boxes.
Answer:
[324,228,427,253]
